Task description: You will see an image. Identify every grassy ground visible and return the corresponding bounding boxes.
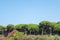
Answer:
[7,35,60,40]
[7,31,60,40]
[0,34,60,40]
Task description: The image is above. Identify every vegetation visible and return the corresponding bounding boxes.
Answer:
[0,21,60,35]
[1,20,60,40]
[8,34,60,40]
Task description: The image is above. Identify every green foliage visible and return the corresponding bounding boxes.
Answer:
[15,24,26,29]
[54,35,60,40]
[0,25,4,29]
[7,24,14,32]
[15,24,38,30]
[39,20,52,29]
[8,37,15,40]
[50,22,57,27]
[39,21,56,28]
[27,24,39,30]
[55,23,60,30]
[13,31,24,38]
[8,31,24,40]
[39,21,51,25]
[7,24,14,28]
[13,31,24,40]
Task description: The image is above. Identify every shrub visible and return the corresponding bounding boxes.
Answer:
[8,37,15,40]
[54,35,60,40]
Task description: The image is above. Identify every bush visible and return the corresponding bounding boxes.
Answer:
[13,32,24,37]
[8,31,24,40]
[54,35,60,40]
[8,35,60,40]
[35,37,45,40]
[8,37,15,40]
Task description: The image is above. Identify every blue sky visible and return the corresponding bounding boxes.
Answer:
[0,0,60,26]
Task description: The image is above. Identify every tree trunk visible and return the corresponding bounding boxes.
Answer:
[49,27,52,36]
[30,30,31,35]
[42,28,43,35]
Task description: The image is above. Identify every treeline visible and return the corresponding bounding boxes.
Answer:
[0,21,60,36]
